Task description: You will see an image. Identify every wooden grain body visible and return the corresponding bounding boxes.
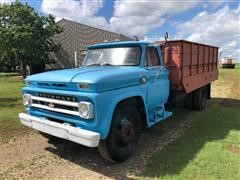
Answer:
[161,40,218,93]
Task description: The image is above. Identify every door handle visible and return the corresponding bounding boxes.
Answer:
[140,76,147,84]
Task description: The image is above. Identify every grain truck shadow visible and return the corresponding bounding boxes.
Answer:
[142,97,240,178]
[45,98,240,179]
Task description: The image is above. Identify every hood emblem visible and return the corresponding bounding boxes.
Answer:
[48,103,55,108]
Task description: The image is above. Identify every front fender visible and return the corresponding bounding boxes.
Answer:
[96,85,148,139]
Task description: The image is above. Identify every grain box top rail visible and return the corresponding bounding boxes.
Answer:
[157,40,219,49]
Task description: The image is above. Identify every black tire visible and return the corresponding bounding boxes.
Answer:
[192,86,207,110]
[202,86,208,109]
[185,93,193,109]
[98,104,141,163]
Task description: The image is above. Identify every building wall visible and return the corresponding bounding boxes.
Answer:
[48,19,132,69]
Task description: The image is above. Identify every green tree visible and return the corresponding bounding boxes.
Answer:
[0,1,62,77]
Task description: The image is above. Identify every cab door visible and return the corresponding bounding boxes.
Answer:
[145,46,169,110]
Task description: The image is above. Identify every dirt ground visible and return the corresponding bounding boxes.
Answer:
[0,103,223,179]
[0,115,195,179]
[0,71,238,179]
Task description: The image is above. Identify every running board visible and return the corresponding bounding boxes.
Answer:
[147,106,172,127]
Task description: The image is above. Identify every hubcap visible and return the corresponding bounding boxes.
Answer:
[116,118,135,146]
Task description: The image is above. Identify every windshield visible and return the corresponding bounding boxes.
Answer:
[82,46,141,66]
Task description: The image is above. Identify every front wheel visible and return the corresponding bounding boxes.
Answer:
[98,104,141,163]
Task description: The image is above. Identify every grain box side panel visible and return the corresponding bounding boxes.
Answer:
[182,42,191,78]
[163,41,182,90]
[192,43,198,76]
[162,40,218,94]
[182,44,219,93]
[204,46,209,72]
[213,47,218,70]
[199,45,204,73]
[209,47,213,70]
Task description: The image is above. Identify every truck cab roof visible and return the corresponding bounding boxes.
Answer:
[88,41,151,49]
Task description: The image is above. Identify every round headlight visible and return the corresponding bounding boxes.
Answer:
[23,94,32,106]
[26,81,32,85]
[78,102,94,119]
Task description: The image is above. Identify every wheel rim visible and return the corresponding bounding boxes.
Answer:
[115,117,135,147]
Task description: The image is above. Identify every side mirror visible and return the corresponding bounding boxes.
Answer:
[164,32,169,42]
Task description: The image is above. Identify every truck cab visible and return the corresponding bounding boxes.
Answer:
[19,41,173,162]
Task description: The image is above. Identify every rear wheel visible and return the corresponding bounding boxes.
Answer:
[98,104,141,163]
[185,92,193,109]
[192,86,207,110]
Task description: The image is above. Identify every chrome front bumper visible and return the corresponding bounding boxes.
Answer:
[19,113,100,147]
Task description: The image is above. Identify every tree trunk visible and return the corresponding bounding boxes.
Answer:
[20,62,27,79]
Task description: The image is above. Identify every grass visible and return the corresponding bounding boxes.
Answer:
[214,65,240,99]
[140,67,240,179]
[141,105,240,179]
[0,76,28,143]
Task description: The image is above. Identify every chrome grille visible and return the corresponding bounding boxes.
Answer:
[30,94,79,116]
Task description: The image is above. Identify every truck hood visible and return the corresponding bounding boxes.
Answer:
[26,66,146,92]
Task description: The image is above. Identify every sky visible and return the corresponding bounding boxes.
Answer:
[1,0,240,60]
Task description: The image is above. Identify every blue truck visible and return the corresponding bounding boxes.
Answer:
[19,40,218,162]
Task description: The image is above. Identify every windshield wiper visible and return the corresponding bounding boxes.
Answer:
[101,63,114,66]
[86,63,114,66]
[85,63,101,66]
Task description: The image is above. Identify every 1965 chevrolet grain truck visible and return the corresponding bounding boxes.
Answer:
[19,40,218,162]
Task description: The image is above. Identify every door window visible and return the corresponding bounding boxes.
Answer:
[146,47,160,67]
